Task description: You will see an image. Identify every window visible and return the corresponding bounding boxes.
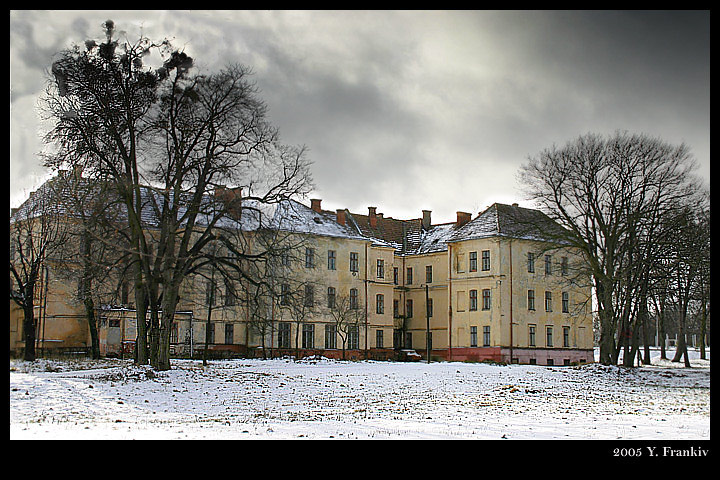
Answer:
[470,326,478,347]
[469,289,478,311]
[406,299,413,318]
[545,255,552,275]
[529,325,536,347]
[305,247,315,268]
[481,250,490,271]
[278,322,290,348]
[225,279,236,306]
[206,280,217,306]
[350,288,359,310]
[546,326,553,347]
[426,331,433,350]
[225,323,234,344]
[469,251,478,272]
[562,292,569,313]
[302,324,314,349]
[527,252,535,273]
[528,289,535,311]
[327,287,336,308]
[547,358,554,366]
[393,299,399,318]
[376,329,384,349]
[280,283,290,306]
[377,259,384,278]
[376,294,384,314]
[405,331,412,349]
[325,324,337,349]
[545,291,552,312]
[207,323,215,344]
[482,289,491,310]
[406,267,413,284]
[529,358,536,365]
[561,256,568,276]
[350,252,359,272]
[483,326,491,347]
[427,298,433,318]
[426,265,433,283]
[563,326,570,347]
[348,325,359,350]
[304,284,314,307]
[281,252,290,267]
[564,358,571,366]
[393,267,399,285]
[171,322,179,343]
[327,250,336,270]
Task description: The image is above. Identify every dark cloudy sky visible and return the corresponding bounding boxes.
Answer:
[10,10,710,223]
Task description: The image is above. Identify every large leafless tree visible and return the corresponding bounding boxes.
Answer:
[10,182,68,361]
[518,131,704,366]
[42,20,312,370]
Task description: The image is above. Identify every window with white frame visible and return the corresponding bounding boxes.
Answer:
[482,289,491,310]
[481,250,490,271]
[302,323,314,349]
[528,289,535,311]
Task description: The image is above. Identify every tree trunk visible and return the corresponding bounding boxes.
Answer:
[84,297,101,359]
[133,269,149,365]
[203,302,214,367]
[699,290,708,360]
[22,302,36,361]
[597,281,616,366]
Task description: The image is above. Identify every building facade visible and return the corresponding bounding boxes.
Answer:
[10,176,593,364]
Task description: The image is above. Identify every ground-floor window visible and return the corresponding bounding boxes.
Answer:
[483,326,491,347]
[224,323,234,344]
[470,326,478,347]
[376,329,384,348]
[302,323,314,349]
[325,324,337,349]
[348,325,360,349]
[278,322,291,348]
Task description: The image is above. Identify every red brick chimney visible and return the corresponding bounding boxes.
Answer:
[311,198,322,213]
[215,185,242,218]
[456,211,471,227]
[422,210,432,230]
[336,209,346,226]
[368,206,377,228]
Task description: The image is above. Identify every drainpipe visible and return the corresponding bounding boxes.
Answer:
[425,283,430,363]
[364,242,369,359]
[509,239,514,364]
[448,243,453,361]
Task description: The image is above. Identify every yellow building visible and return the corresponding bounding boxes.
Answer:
[10,176,593,364]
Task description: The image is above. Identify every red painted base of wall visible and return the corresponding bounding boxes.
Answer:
[418,347,594,365]
[252,348,399,361]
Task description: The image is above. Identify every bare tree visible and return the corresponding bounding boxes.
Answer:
[10,184,68,361]
[42,21,312,371]
[328,292,367,360]
[518,131,702,366]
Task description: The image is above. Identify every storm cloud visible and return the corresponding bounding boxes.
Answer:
[10,10,709,222]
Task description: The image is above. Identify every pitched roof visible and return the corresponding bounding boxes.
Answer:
[448,203,569,243]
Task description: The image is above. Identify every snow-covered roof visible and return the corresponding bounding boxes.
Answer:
[448,203,570,244]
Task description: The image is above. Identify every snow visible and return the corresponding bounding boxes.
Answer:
[10,348,709,440]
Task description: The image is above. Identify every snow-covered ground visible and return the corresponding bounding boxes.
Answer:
[10,348,709,440]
